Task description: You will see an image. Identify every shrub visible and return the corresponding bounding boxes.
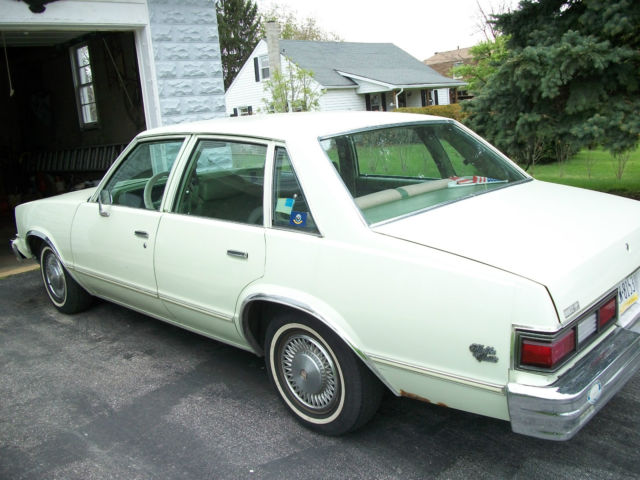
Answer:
[395,104,468,124]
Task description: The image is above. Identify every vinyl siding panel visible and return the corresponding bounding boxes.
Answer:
[319,89,365,111]
[225,40,269,115]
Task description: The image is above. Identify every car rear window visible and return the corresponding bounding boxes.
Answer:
[320,121,528,224]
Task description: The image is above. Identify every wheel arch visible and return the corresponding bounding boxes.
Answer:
[26,230,58,260]
[239,293,398,395]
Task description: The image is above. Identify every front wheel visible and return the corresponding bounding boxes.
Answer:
[265,313,383,435]
[40,245,92,314]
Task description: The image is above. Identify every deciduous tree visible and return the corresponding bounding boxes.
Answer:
[262,60,323,113]
[260,4,342,41]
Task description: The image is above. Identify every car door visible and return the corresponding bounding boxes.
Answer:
[153,137,268,345]
[71,137,187,318]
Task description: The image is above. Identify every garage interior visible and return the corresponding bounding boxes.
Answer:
[1,30,146,263]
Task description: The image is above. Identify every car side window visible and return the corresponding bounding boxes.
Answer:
[174,139,267,225]
[272,147,318,234]
[101,139,184,210]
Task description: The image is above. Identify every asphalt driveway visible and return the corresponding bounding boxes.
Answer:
[2,270,640,480]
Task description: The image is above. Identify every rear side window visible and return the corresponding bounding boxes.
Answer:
[272,147,319,234]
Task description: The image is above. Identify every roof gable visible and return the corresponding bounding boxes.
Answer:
[279,40,464,88]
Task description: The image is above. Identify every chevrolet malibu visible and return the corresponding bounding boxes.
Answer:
[11,112,640,439]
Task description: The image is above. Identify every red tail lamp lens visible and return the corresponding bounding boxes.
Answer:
[598,297,617,328]
[521,329,575,368]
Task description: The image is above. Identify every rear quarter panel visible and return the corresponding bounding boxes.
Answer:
[257,227,559,420]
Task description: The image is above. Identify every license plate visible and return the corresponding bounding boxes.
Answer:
[618,271,639,315]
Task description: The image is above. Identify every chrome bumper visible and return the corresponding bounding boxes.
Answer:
[10,236,27,262]
[507,323,640,441]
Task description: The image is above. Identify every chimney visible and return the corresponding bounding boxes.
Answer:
[265,21,281,74]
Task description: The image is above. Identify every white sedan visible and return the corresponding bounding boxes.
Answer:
[11,112,640,439]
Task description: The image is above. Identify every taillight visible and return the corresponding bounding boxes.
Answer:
[598,297,616,328]
[521,329,575,369]
[518,292,618,371]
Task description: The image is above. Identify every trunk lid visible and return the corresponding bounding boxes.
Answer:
[373,180,640,324]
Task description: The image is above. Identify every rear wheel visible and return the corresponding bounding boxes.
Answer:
[40,245,92,314]
[265,313,383,435]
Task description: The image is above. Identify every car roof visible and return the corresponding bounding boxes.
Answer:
[137,111,447,142]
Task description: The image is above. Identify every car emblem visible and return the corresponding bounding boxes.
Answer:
[469,344,498,363]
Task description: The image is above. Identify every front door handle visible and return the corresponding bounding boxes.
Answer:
[134,230,149,239]
[227,250,248,259]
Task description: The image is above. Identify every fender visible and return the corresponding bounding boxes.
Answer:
[237,285,399,395]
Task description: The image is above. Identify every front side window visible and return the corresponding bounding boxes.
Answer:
[174,139,266,225]
[71,44,98,127]
[272,147,318,234]
[102,139,184,210]
[320,122,527,225]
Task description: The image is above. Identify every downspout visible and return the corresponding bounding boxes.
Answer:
[394,88,404,110]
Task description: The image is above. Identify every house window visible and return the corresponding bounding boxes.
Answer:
[239,106,253,116]
[70,44,98,127]
[259,55,269,80]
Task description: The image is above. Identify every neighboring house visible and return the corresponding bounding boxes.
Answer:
[1,0,225,200]
[225,23,466,116]
[424,47,474,100]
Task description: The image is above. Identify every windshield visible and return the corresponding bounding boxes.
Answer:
[320,121,528,224]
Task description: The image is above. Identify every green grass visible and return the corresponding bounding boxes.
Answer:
[530,147,640,197]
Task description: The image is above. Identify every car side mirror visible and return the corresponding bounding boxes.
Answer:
[98,189,112,217]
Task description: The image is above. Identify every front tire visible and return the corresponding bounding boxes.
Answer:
[40,245,92,314]
[265,313,383,435]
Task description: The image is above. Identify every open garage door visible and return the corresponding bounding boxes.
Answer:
[0,30,146,212]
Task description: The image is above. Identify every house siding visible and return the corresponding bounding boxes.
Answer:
[319,89,365,111]
[225,40,270,115]
[434,88,450,105]
[147,0,225,124]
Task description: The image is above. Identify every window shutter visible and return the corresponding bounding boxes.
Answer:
[248,106,253,115]
[254,57,260,82]
[365,94,371,111]
[421,90,427,107]
[381,93,387,111]
[232,108,238,117]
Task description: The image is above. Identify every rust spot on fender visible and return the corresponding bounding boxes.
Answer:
[400,390,431,404]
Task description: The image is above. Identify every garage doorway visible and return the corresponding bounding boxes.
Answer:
[0,30,146,214]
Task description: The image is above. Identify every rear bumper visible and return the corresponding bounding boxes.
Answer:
[507,320,640,441]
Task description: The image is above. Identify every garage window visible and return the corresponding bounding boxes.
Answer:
[70,43,98,128]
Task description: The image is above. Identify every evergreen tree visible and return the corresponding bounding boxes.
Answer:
[217,0,261,90]
[465,0,640,168]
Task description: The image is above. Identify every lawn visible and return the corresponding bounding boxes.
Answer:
[530,146,640,198]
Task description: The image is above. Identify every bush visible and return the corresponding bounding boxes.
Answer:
[395,104,468,124]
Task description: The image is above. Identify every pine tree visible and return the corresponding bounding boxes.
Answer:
[216,0,261,90]
[465,0,640,167]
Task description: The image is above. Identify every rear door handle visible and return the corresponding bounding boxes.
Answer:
[227,250,248,259]
[134,230,149,239]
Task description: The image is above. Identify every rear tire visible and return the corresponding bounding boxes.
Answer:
[40,245,92,314]
[265,312,383,435]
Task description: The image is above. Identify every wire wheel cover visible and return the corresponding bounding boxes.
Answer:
[280,333,339,412]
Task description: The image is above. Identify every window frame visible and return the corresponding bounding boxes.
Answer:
[270,144,321,236]
[70,42,99,129]
[170,136,271,226]
[92,135,190,212]
[258,55,270,80]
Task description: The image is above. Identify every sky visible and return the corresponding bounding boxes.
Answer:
[255,0,520,61]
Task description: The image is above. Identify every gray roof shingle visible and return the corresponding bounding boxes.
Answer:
[279,40,465,88]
